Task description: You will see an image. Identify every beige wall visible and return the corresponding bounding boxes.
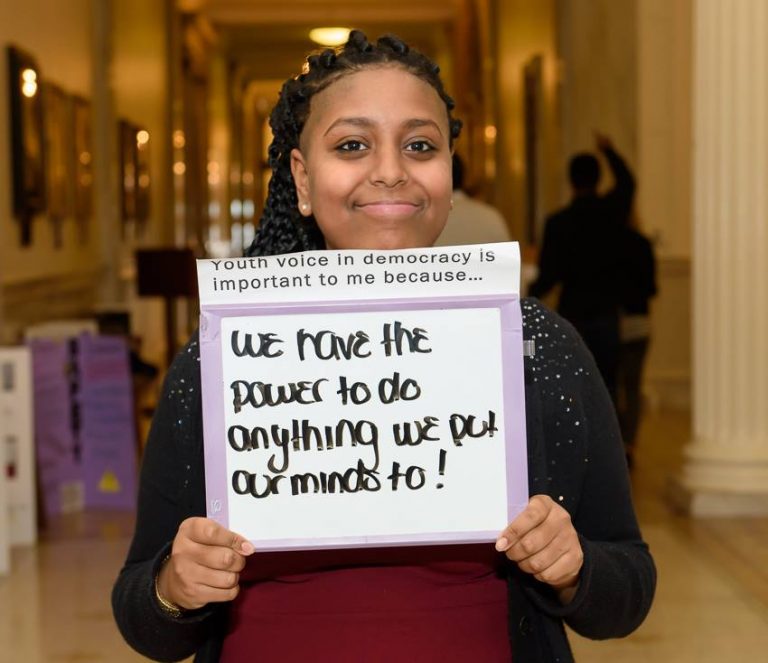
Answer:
[493,0,692,409]
[0,0,98,287]
[207,50,232,248]
[638,0,692,409]
[637,0,692,259]
[112,0,174,366]
[0,0,174,363]
[113,0,174,248]
[556,0,638,167]
[494,0,560,243]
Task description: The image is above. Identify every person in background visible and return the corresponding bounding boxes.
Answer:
[617,212,658,467]
[433,153,511,247]
[112,33,654,663]
[529,133,635,402]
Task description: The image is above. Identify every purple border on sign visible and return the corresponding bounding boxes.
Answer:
[199,294,528,550]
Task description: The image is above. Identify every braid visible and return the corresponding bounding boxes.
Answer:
[247,30,462,258]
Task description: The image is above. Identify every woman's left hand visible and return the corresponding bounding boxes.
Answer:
[495,494,584,603]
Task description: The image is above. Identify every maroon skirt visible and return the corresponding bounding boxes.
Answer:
[220,544,512,662]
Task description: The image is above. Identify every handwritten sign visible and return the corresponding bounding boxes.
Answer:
[198,243,528,550]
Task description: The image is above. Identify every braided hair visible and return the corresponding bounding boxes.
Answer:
[246,30,463,257]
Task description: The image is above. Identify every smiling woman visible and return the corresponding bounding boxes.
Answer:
[112,30,654,663]
[243,31,462,259]
[289,68,453,250]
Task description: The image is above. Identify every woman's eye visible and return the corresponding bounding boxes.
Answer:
[337,140,367,152]
[406,141,435,153]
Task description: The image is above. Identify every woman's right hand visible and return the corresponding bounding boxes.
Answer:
[156,517,255,611]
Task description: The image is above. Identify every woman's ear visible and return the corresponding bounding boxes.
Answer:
[290,148,312,216]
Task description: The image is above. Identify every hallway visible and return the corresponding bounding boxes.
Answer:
[1,409,767,662]
[1,1,767,660]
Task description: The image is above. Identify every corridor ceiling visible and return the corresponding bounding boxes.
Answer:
[186,0,461,79]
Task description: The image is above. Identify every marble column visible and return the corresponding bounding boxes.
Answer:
[670,0,768,515]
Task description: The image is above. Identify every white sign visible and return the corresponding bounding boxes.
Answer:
[199,243,528,551]
[197,244,520,306]
[0,348,36,546]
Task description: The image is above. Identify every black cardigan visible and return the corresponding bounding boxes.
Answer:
[112,298,656,662]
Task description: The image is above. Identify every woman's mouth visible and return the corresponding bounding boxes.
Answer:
[355,201,421,219]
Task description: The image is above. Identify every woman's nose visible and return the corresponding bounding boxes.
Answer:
[369,146,408,187]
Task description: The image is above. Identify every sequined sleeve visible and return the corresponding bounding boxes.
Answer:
[112,332,226,661]
[517,299,656,640]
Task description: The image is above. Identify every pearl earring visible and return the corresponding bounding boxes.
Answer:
[300,202,310,213]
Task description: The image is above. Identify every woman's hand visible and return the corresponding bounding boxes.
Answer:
[156,517,255,611]
[594,131,614,152]
[495,495,584,604]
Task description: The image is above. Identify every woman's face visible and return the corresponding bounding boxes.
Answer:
[290,66,453,250]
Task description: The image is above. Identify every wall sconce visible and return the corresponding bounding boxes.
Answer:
[119,120,151,231]
[21,68,38,98]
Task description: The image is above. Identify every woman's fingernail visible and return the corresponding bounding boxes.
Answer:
[240,541,255,555]
[495,537,509,552]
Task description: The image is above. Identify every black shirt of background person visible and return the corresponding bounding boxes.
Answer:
[529,146,635,322]
[616,226,657,459]
[529,144,635,400]
[619,228,657,316]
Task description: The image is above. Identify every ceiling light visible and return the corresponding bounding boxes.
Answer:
[309,27,351,47]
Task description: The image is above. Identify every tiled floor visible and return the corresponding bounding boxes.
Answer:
[0,515,146,662]
[569,410,768,661]
[1,409,767,662]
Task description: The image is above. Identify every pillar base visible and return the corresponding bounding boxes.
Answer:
[666,476,768,517]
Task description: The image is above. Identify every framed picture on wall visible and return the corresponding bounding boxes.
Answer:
[72,96,93,243]
[7,46,46,245]
[523,55,544,246]
[135,126,150,226]
[119,120,150,233]
[119,119,138,226]
[43,82,70,247]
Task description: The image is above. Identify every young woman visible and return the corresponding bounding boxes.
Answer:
[112,31,655,662]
